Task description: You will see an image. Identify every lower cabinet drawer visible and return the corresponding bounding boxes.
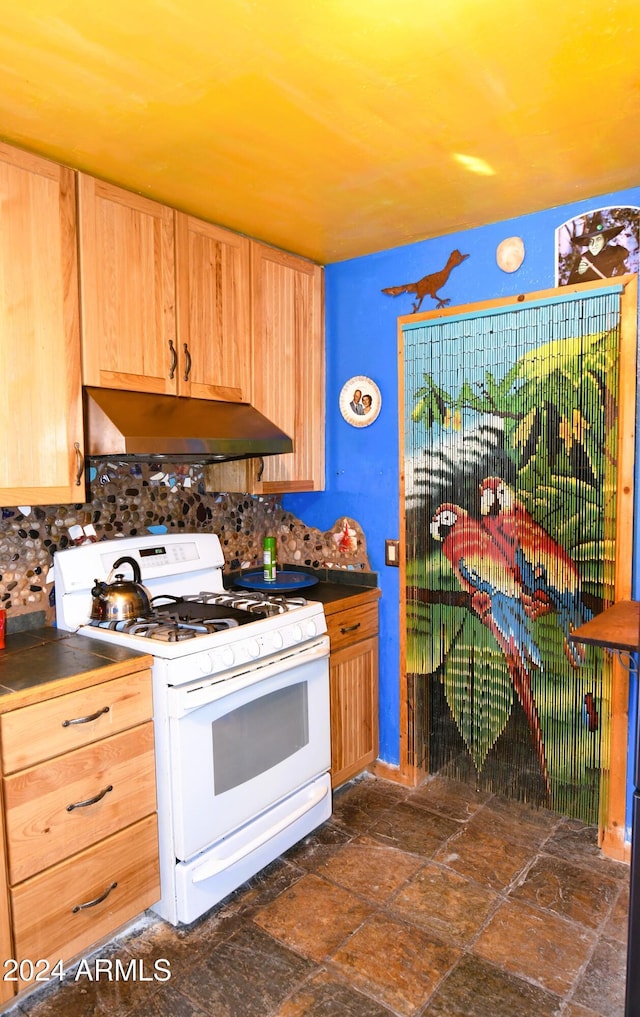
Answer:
[11,813,160,989]
[326,603,379,653]
[4,723,157,884]
[0,669,153,774]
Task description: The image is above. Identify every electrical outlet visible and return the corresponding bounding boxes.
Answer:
[385,539,400,566]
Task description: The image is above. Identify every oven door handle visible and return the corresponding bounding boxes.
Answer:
[190,782,330,883]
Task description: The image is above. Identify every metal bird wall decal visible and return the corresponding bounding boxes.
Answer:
[381,249,469,313]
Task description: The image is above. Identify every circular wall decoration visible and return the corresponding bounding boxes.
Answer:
[496,236,525,273]
[339,376,381,427]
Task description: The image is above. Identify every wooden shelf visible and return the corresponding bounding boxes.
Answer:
[570,600,640,652]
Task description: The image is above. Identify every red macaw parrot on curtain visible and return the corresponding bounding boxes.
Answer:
[430,503,550,795]
[478,477,591,667]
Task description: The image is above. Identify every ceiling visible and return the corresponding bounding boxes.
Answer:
[1,0,639,263]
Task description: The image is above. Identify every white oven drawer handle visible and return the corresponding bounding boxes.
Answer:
[190,783,329,884]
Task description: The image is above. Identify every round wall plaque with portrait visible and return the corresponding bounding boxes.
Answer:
[339,376,381,427]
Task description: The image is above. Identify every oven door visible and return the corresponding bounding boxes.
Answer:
[167,637,330,861]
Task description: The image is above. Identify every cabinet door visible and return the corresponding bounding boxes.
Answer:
[330,634,379,788]
[251,242,325,492]
[78,175,178,394]
[175,214,251,401]
[0,144,84,506]
[0,782,14,1004]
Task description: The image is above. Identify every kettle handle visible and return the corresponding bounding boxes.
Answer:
[111,556,142,584]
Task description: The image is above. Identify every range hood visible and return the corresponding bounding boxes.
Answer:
[83,387,293,463]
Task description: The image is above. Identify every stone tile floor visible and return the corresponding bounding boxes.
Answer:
[8,774,630,1016]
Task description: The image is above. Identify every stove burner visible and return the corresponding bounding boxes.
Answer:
[89,613,241,641]
[87,588,310,642]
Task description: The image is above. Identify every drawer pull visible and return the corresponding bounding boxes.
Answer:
[72,881,118,914]
[62,706,110,727]
[66,784,114,812]
[340,623,361,635]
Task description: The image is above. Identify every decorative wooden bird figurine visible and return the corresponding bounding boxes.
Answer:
[381,249,469,312]
[478,476,591,667]
[430,503,550,795]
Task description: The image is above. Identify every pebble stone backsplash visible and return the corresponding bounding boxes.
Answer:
[0,460,371,625]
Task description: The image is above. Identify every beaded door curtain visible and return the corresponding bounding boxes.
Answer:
[402,286,623,822]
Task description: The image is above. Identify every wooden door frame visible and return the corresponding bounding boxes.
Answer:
[397,275,638,860]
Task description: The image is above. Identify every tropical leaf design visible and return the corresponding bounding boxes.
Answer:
[411,377,451,426]
[443,612,514,772]
[406,600,464,676]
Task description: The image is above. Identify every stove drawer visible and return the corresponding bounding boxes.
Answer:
[0,669,152,773]
[4,723,157,884]
[10,813,160,991]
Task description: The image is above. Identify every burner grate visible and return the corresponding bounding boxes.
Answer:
[185,590,307,616]
[89,614,240,641]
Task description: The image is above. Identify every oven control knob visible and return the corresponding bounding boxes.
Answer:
[291,624,303,643]
[271,631,284,650]
[305,620,317,638]
[247,639,261,658]
[221,647,235,667]
[199,654,213,675]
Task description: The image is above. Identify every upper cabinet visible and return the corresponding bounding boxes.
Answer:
[78,177,252,402]
[249,242,325,492]
[204,242,325,494]
[175,214,251,402]
[77,176,178,394]
[0,144,84,507]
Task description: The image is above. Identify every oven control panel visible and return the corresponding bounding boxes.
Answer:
[167,615,327,683]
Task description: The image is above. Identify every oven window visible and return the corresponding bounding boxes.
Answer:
[212,682,309,795]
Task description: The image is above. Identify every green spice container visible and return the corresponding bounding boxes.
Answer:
[263,536,277,582]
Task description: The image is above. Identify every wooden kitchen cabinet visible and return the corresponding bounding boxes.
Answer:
[324,589,380,788]
[174,213,252,402]
[0,785,14,1005]
[78,175,252,403]
[0,663,159,991]
[204,241,325,493]
[0,143,85,507]
[250,241,325,492]
[78,175,178,395]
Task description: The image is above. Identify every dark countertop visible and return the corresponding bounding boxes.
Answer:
[0,627,152,710]
[303,581,381,609]
[225,566,380,608]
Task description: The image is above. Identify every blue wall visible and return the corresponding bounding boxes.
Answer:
[285,185,640,834]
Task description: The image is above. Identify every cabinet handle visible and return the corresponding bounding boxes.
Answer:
[62,705,110,727]
[183,343,192,382]
[72,881,118,914]
[74,442,84,486]
[168,339,177,379]
[66,784,114,812]
[340,623,361,635]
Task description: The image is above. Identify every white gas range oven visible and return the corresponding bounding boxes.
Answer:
[54,533,331,925]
